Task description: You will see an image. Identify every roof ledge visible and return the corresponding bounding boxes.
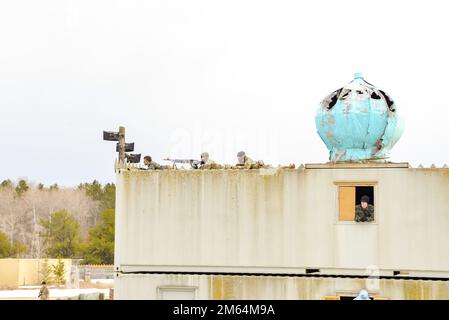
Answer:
[305,162,410,169]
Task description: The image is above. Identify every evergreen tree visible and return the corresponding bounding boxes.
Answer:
[0,179,13,189]
[0,230,28,258]
[52,259,66,286]
[11,241,27,257]
[15,179,29,197]
[100,183,116,211]
[39,210,81,258]
[0,231,12,258]
[78,180,102,201]
[82,209,115,264]
[78,180,116,211]
[39,259,54,284]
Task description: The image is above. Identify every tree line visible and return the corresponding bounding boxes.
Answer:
[0,179,115,264]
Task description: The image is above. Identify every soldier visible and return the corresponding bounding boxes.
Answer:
[199,152,215,169]
[236,151,253,169]
[199,152,211,168]
[355,195,374,222]
[38,281,49,300]
[236,151,267,169]
[143,156,162,170]
[201,152,223,169]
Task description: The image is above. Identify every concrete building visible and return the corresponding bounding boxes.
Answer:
[114,164,449,299]
[113,74,449,300]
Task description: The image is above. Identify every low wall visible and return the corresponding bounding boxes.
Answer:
[76,265,114,280]
[0,259,19,288]
[0,259,72,288]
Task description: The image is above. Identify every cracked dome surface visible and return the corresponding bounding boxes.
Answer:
[315,73,404,162]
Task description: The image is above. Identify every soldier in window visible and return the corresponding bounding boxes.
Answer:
[355,195,374,222]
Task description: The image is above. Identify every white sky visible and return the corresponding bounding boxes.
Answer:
[1,0,448,186]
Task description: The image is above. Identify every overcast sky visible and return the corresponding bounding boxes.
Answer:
[1,0,448,187]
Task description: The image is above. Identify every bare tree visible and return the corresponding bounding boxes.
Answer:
[0,180,100,258]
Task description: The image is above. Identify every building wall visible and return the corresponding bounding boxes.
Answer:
[115,167,449,276]
[114,273,449,300]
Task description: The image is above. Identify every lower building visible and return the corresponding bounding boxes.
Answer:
[115,274,449,300]
[114,163,449,299]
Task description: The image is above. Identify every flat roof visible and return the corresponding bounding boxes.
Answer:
[304,162,410,169]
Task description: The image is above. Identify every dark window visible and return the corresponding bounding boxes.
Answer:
[355,186,374,206]
[338,184,375,222]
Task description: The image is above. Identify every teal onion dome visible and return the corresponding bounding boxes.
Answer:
[315,73,404,162]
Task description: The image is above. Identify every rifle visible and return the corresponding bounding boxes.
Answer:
[163,157,202,169]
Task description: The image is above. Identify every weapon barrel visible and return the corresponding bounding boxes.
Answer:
[168,159,196,164]
[164,158,201,169]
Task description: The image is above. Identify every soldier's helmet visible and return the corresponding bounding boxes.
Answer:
[201,152,209,161]
[361,195,370,203]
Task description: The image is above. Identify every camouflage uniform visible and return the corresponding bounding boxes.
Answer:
[235,156,269,169]
[199,152,222,169]
[355,204,375,222]
[235,151,271,169]
[250,160,267,169]
[38,284,49,300]
[146,161,162,170]
[200,160,223,170]
[235,156,253,169]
